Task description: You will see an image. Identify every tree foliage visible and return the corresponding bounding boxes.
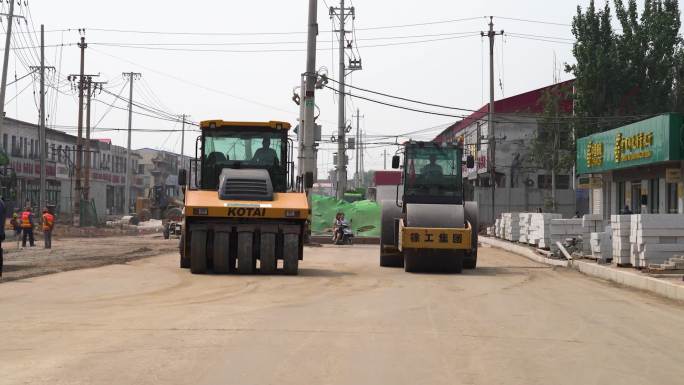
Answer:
[530,85,575,176]
[566,0,683,137]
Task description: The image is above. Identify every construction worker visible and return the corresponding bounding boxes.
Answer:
[10,213,21,248]
[0,197,5,277]
[20,207,35,248]
[42,208,54,249]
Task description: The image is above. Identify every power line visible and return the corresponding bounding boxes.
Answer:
[79,31,480,48]
[88,34,481,53]
[90,46,299,118]
[325,77,653,122]
[69,17,485,36]
[494,16,571,27]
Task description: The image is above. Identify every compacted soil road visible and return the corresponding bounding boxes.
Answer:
[1,244,683,385]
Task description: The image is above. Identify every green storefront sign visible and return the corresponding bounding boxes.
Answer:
[576,113,684,174]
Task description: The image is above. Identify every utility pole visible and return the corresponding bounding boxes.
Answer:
[38,25,46,212]
[122,72,141,215]
[360,129,365,185]
[335,0,348,199]
[179,114,189,170]
[31,26,56,212]
[84,77,106,202]
[352,109,363,188]
[0,2,25,137]
[68,35,87,223]
[482,16,504,224]
[383,149,388,170]
[301,0,318,201]
[330,0,360,199]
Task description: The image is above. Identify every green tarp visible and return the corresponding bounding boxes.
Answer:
[311,194,380,237]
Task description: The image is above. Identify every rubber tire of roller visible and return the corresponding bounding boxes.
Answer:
[190,230,207,274]
[443,251,464,274]
[380,253,404,268]
[213,232,231,274]
[380,201,402,267]
[464,201,479,270]
[259,233,277,274]
[463,253,478,270]
[404,251,420,273]
[283,234,299,275]
[179,232,190,268]
[237,232,255,274]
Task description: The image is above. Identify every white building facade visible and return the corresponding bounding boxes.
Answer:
[435,81,577,224]
[1,117,144,218]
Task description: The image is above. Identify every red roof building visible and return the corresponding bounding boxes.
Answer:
[434,80,574,142]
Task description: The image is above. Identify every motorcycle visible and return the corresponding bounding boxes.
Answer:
[335,221,354,245]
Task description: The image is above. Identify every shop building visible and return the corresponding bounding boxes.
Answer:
[576,113,684,218]
[1,117,144,217]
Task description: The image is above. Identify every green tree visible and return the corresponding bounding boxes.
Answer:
[530,86,575,211]
[567,0,683,130]
[566,1,620,138]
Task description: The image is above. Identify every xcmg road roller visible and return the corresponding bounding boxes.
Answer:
[379,141,478,273]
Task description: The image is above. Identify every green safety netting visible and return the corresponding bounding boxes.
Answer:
[310,194,380,237]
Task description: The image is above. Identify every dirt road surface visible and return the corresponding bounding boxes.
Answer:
[1,244,683,385]
[1,234,178,282]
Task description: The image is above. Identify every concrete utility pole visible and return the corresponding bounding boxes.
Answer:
[336,0,347,199]
[301,0,318,198]
[75,36,87,221]
[84,78,106,201]
[122,72,141,215]
[0,0,18,133]
[383,149,387,170]
[31,26,59,212]
[330,0,359,199]
[38,25,46,212]
[360,129,365,185]
[179,114,189,170]
[353,109,363,188]
[482,16,504,224]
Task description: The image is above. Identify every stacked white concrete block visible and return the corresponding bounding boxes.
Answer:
[518,213,531,244]
[590,229,612,261]
[494,218,502,238]
[582,215,603,254]
[502,212,520,241]
[611,215,631,265]
[528,213,562,249]
[630,214,684,268]
[549,218,583,253]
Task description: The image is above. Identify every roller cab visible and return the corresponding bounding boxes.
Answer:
[380,141,478,273]
[178,120,308,275]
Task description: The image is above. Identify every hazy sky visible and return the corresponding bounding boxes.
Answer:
[4,0,596,173]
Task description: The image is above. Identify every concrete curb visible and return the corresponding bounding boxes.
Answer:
[479,237,569,267]
[572,260,684,302]
[481,236,684,302]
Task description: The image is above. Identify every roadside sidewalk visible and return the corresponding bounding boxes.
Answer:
[481,236,684,302]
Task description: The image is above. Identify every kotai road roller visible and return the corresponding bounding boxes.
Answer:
[379,140,478,273]
[177,120,308,275]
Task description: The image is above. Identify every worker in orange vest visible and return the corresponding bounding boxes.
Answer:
[20,207,35,248]
[42,208,54,249]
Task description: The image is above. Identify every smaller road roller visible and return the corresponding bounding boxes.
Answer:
[379,141,478,273]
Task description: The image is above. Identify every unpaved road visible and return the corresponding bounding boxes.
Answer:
[1,234,178,282]
[1,244,683,385]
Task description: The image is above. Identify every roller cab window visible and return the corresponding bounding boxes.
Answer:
[201,131,286,191]
[404,144,463,205]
